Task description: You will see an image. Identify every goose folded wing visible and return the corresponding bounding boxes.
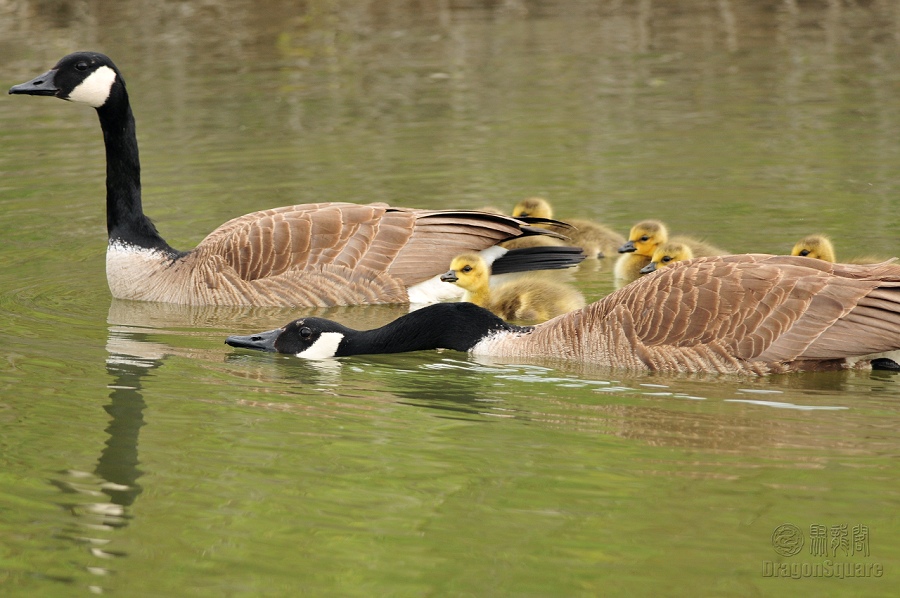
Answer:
[385,210,545,285]
[615,254,900,363]
[193,202,405,281]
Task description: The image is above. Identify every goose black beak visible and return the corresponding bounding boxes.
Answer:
[618,240,636,254]
[639,262,657,274]
[439,270,458,283]
[9,69,60,97]
[225,327,281,352]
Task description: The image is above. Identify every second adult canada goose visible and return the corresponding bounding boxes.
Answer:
[511,197,625,258]
[439,253,585,322]
[9,52,573,307]
[639,242,694,274]
[227,254,900,375]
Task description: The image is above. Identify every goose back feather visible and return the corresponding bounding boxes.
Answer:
[476,254,900,374]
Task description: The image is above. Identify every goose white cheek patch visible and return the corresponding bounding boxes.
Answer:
[67,66,117,108]
[296,332,345,359]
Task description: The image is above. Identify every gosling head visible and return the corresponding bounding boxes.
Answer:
[511,197,553,220]
[791,234,836,263]
[440,253,490,293]
[640,241,694,274]
[9,51,122,109]
[618,220,668,256]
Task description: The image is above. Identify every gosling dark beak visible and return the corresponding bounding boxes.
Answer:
[225,327,282,352]
[9,69,59,97]
[639,262,657,274]
[440,270,458,283]
[618,240,636,254]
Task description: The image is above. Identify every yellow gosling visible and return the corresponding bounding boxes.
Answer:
[511,196,625,259]
[791,234,891,264]
[615,219,726,284]
[640,242,694,274]
[440,253,585,322]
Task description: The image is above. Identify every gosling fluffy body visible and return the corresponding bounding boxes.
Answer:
[440,253,585,322]
[791,234,888,265]
[511,197,624,259]
[615,219,725,283]
[640,242,694,274]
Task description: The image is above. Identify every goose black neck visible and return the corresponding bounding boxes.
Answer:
[97,87,178,255]
[338,302,528,356]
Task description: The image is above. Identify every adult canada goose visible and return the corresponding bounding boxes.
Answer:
[9,52,577,307]
[639,242,694,274]
[615,219,725,283]
[227,254,900,375]
[439,252,585,322]
[791,234,887,265]
[511,197,624,258]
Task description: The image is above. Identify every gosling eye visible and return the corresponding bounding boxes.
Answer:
[662,256,673,263]
[461,265,472,273]
[75,61,89,71]
[299,327,312,340]
[640,235,650,242]
[799,249,811,256]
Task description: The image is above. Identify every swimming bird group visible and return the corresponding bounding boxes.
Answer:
[12,52,900,375]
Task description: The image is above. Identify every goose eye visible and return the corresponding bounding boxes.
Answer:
[462,266,472,273]
[662,256,673,263]
[75,61,89,71]
[640,235,649,242]
[799,249,810,256]
[299,327,312,339]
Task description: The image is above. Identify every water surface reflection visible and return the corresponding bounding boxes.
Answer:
[3,0,900,595]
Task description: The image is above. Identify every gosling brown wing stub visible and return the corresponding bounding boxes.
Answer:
[475,254,900,374]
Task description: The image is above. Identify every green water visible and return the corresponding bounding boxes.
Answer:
[1,1,899,596]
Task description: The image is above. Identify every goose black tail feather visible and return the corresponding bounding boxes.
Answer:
[490,246,586,275]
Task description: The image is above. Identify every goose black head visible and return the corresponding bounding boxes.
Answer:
[9,51,122,109]
[226,302,531,359]
[226,318,354,359]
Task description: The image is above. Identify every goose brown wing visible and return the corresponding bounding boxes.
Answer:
[613,254,900,362]
[194,202,396,281]
[485,254,900,372]
[193,203,540,286]
[386,210,543,284]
